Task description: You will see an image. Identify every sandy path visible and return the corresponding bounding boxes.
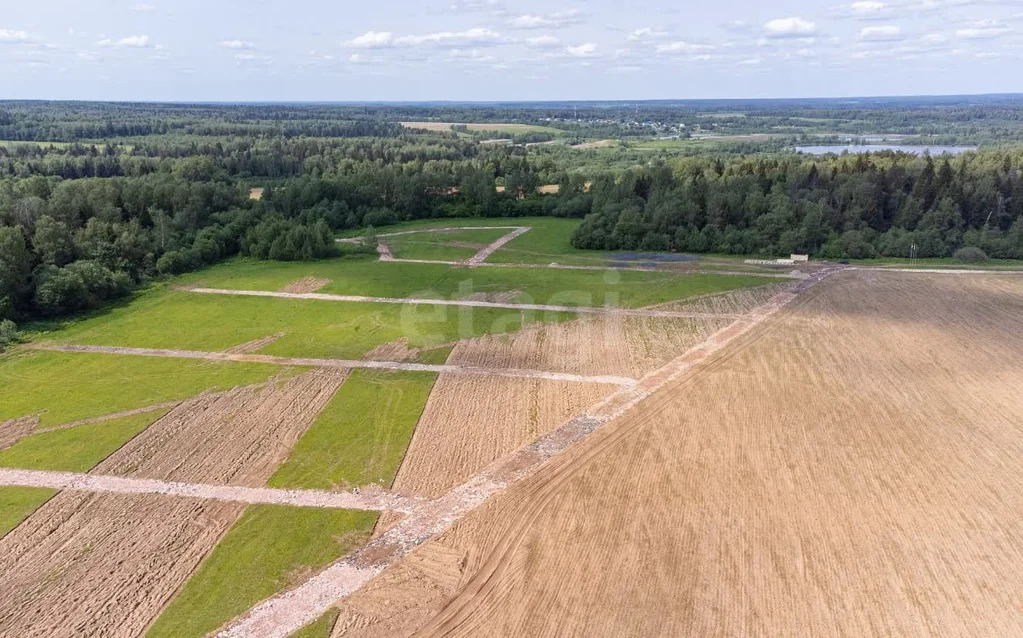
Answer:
[187,287,741,320]
[0,369,349,637]
[0,468,417,512]
[28,343,636,387]
[214,269,836,638]
[353,270,1023,637]
[466,227,531,265]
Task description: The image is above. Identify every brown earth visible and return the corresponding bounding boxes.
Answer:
[0,369,347,637]
[363,338,420,363]
[0,416,39,451]
[329,271,1023,637]
[652,281,793,314]
[281,276,332,294]
[446,313,729,378]
[224,331,287,354]
[388,376,612,502]
[249,187,264,200]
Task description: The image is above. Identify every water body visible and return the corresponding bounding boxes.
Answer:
[794,144,977,156]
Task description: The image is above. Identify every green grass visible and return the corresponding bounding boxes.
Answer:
[0,409,169,473]
[0,487,55,537]
[269,370,435,490]
[291,609,340,638]
[181,249,773,308]
[851,257,1023,270]
[387,227,510,262]
[0,350,289,427]
[147,505,376,638]
[416,344,454,365]
[49,286,573,360]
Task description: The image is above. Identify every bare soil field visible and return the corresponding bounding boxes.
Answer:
[0,369,347,637]
[327,271,1023,637]
[363,338,420,362]
[652,280,793,315]
[389,375,612,501]
[224,331,287,354]
[0,416,38,451]
[282,276,332,294]
[446,313,729,378]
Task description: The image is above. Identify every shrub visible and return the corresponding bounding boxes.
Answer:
[954,246,989,263]
[0,319,19,352]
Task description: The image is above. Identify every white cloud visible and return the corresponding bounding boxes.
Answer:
[851,1,886,13]
[956,19,1010,40]
[526,35,560,47]
[345,28,506,49]
[0,29,30,43]
[134,3,155,10]
[510,10,582,30]
[859,25,903,41]
[738,57,761,65]
[564,42,598,57]
[448,48,494,62]
[346,31,394,48]
[655,40,715,54]
[921,32,948,43]
[628,27,668,41]
[220,40,254,50]
[837,0,891,19]
[764,17,818,38]
[98,35,151,47]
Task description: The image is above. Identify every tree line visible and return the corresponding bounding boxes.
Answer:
[571,151,1023,261]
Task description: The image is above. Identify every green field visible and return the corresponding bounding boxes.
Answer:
[49,287,574,360]
[269,370,436,490]
[36,255,772,363]
[291,609,340,638]
[0,487,56,537]
[0,410,168,473]
[386,227,510,262]
[0,350,288,427]
[147,505,376,638]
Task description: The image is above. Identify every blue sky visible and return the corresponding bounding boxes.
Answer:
[2,0,1022,101]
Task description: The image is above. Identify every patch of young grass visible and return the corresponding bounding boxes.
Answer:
[291,609,340,638]
[50,288,572,360]
[0,350,287,427]
[0,409,169,473]
[0,487,55,537]
[416,344,454,365]
[146,505,376,638]
[387,227,510,262]
[269,370,436,490]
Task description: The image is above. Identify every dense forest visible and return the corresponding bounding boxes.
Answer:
[571,152,1023,260]
[3,99,1023,347]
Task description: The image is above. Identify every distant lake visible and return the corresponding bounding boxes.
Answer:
[794,144,977,156]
